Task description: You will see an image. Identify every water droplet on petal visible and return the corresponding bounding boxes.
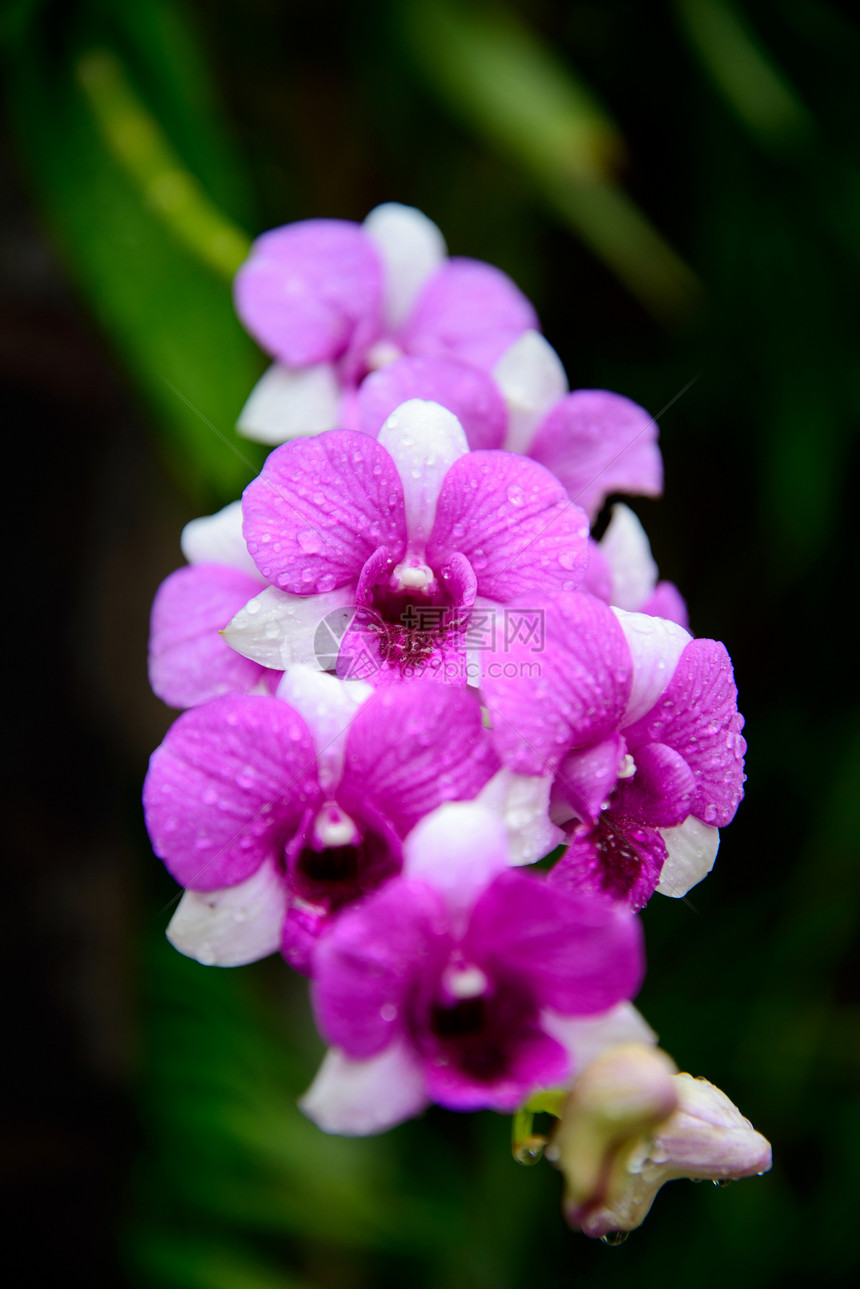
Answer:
[601,1231,629,1246]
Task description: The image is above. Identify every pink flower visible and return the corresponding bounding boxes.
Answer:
[480,596,746,909]
[224,400,590,685]
[234,203,536,446]
[300,802,644,1133]
[143,670,500,972]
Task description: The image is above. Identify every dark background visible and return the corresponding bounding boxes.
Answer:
[2,1,858,1285]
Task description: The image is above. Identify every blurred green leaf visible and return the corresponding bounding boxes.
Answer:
[403,0,701,321]
[675,0,814,152]
[1,0,264,504]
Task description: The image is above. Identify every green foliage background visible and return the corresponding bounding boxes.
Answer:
[2,1,858,1285]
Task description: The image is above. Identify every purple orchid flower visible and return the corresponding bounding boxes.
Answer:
[234,203,536,446]
[148,501,283,709]
[300,802,645,1134]
[581,503,689,630]
[223,400,590,686]
[479,594,746,910]
[492,332,663,522]
[143,669,501,973]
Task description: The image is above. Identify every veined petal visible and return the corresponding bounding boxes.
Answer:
[624,639,746,826]
[234,219,383,366]
[428,453,589,604]
[312,879,449,1058]
[475,769,565,865]
[612,742,697,827]
[549,817,666,912]
[400,257,538,370]
[403,802,509,919]
[493,331,568,454]
[378,400,469,548]
[467,871,645,1016]
[300,1041,429,1136]
[612,608,691,726]
[362,202,447,330]
[143,695,319,890]
[656,816,720,898]
[236,362,341,445]
[600,504,658,610]
[277,666,372,793]
[529,390,663,521]
[180,500,261,576]
[242,431,406,592]
[166,856,288,966]
[357,356,506,450]
[481,593,632,777]
[552,735,628,826]
[149,564,275,710]
[223,585,355,671]
[341,687,499,838]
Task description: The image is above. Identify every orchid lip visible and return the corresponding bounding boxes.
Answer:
[391,561,436,593]
[366,339,403,370]
[313,803,360,849]
[443,964,490,1001]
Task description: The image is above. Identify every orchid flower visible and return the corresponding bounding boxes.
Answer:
[300,802,644,1134]
[223,400,590,686]
[234,203,536,445]
[143,670,501,972]
[480,594,745,909]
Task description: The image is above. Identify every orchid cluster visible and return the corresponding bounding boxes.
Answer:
[144,203,770,1239]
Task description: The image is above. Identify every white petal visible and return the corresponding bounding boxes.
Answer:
[475,769,565,865]
[277,666,372,792]
[543,1003,658,1075]
[237,362,341,445]
[166,858,287,967]
[600,504,658,610]
[300,1042,428,1136]
[180,500,260,577]
[378,399,469,547]
[403,802,509,919]
[656,817,720,898]
[223,586,354,671]
[612,607,692,726]
[493,331,568,454]
[363,202,447,330]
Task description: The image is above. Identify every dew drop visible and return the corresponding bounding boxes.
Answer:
[298,529,322,553]
[600,1231,629,1246]
[513,1136,546,1166]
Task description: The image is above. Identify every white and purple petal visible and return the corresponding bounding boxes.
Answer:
[143,694,319,890]
[357,356,506,450]
[236,361,341,445]
[493,330,568,454]
[165,856,288,967]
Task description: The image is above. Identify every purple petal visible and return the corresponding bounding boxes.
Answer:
[623,639,746,826]
[529,390,663,521]
[357,356,506,450]
[466,870,644,1016]
[421,1012,570,1113]
[481,593,632,776]
[428,452,589,604]
[400,257,538,370]
[549,816,667,912]
[640,581,690,630]
[233,219,383,367]
[339,684,499,836]
[143,695,319,890]
[612,742,697,827]
[403,802,510,924]
[312,878,450,1058]
[581,539,613,602]
[148,564,277,709]
[242,431,406,593]
[552,735,628,825]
